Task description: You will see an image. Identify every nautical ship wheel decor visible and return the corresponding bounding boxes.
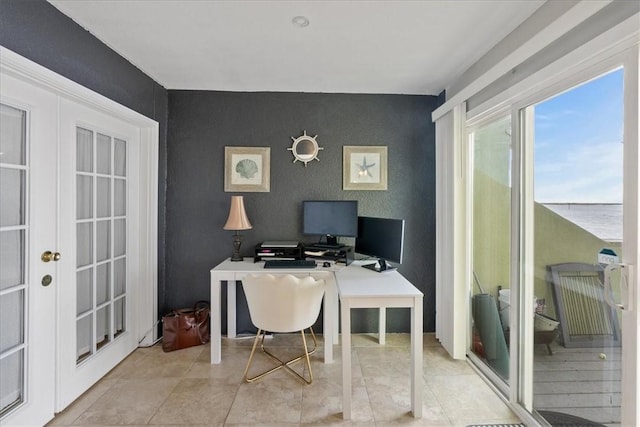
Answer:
[288,130,323,166]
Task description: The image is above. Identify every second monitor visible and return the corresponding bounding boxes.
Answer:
[355,216,405,272]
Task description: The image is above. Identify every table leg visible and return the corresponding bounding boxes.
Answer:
[341,298,352,420]
[227,280,236,338]
[323,286,334,363]
[411,297,423,417]
[210,272,222,364]
[321,272,340,346]
[378,307,386,345]
[333,283,340,345]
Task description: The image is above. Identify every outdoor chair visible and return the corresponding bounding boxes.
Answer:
[547,263,621,348]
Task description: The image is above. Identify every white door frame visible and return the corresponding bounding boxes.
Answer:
[0,46,159,416]
[620,44,639,426]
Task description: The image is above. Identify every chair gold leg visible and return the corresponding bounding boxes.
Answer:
[243,328,264,382]
[300,329,313,384]
[242,327,318,384]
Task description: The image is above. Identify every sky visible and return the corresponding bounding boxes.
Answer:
[534,68,624,203]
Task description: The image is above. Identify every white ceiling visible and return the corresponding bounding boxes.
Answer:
[48,0,545,95]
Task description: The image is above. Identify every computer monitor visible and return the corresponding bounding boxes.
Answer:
[355,216,405,272]
[302,200,358,247]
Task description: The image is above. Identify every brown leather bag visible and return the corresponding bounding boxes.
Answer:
[162,301,210,352]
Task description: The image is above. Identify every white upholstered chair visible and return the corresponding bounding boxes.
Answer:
[241,273,325,384]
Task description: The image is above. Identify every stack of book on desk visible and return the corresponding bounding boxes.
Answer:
[304,244,354,265]
[253,241,303,262]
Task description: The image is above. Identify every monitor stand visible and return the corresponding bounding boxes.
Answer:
[325,235,338,246]
[314,235,341,249]
[362,258,396,273]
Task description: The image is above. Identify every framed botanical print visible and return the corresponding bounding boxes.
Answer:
[343,146,388,191]
[224,146,270,192]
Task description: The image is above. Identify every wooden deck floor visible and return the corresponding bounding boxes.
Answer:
[532,340,621,426]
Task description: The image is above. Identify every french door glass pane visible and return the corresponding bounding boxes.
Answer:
[75,126,126,364]
[470,115,512,382]
[76,128,93,173]
[114,298,125,336]
[76,175,93,220]
[96,220,110,262]
[114,139,126,176]
[0,351,23,416]
[114,259,126,297]
[0,291,24,353]
[114,179,126,216]
[76,269,93,315]
[76,223,93,268]
[76,315,93,362]
[0,169,25,227]
[96,178,110,218]
[96,307,110,348]
[96,263,110,305]
[0,104,26,165]
[114,219,125,257]
[96,133,111,175]
[0,230,24,291]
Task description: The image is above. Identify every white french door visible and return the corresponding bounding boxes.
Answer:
[0,71,58,427]
[56,98,141,409]
[1,48,158,425]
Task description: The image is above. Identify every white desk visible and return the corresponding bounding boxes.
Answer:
[336,261,423,419]
[209,258,423,419]
[209,257,340,364]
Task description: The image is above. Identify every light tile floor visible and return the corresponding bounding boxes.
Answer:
[48,333,522,426]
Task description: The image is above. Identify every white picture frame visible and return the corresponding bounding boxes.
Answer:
[343,146,388,191]
[224,146,270,192]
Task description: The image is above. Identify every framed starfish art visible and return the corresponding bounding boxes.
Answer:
[342,146,388,191]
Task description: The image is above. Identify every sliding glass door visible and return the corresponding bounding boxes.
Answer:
[525,69,625,425]
[469,116,512,388]
[467,56,638,426]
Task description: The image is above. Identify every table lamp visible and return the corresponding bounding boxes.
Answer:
[223,195,252,261]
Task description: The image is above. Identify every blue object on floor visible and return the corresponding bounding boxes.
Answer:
[472,293,509,379]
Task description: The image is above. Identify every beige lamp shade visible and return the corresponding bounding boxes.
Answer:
[224,196,252,230]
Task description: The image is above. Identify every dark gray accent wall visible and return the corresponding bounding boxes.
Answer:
[167,91,438,333]
[1,0,439,334]
[0,0,169,315]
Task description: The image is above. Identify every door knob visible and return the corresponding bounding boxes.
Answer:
[41,251,61,262]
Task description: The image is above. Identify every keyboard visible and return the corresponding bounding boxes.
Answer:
[263,259,317,269]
